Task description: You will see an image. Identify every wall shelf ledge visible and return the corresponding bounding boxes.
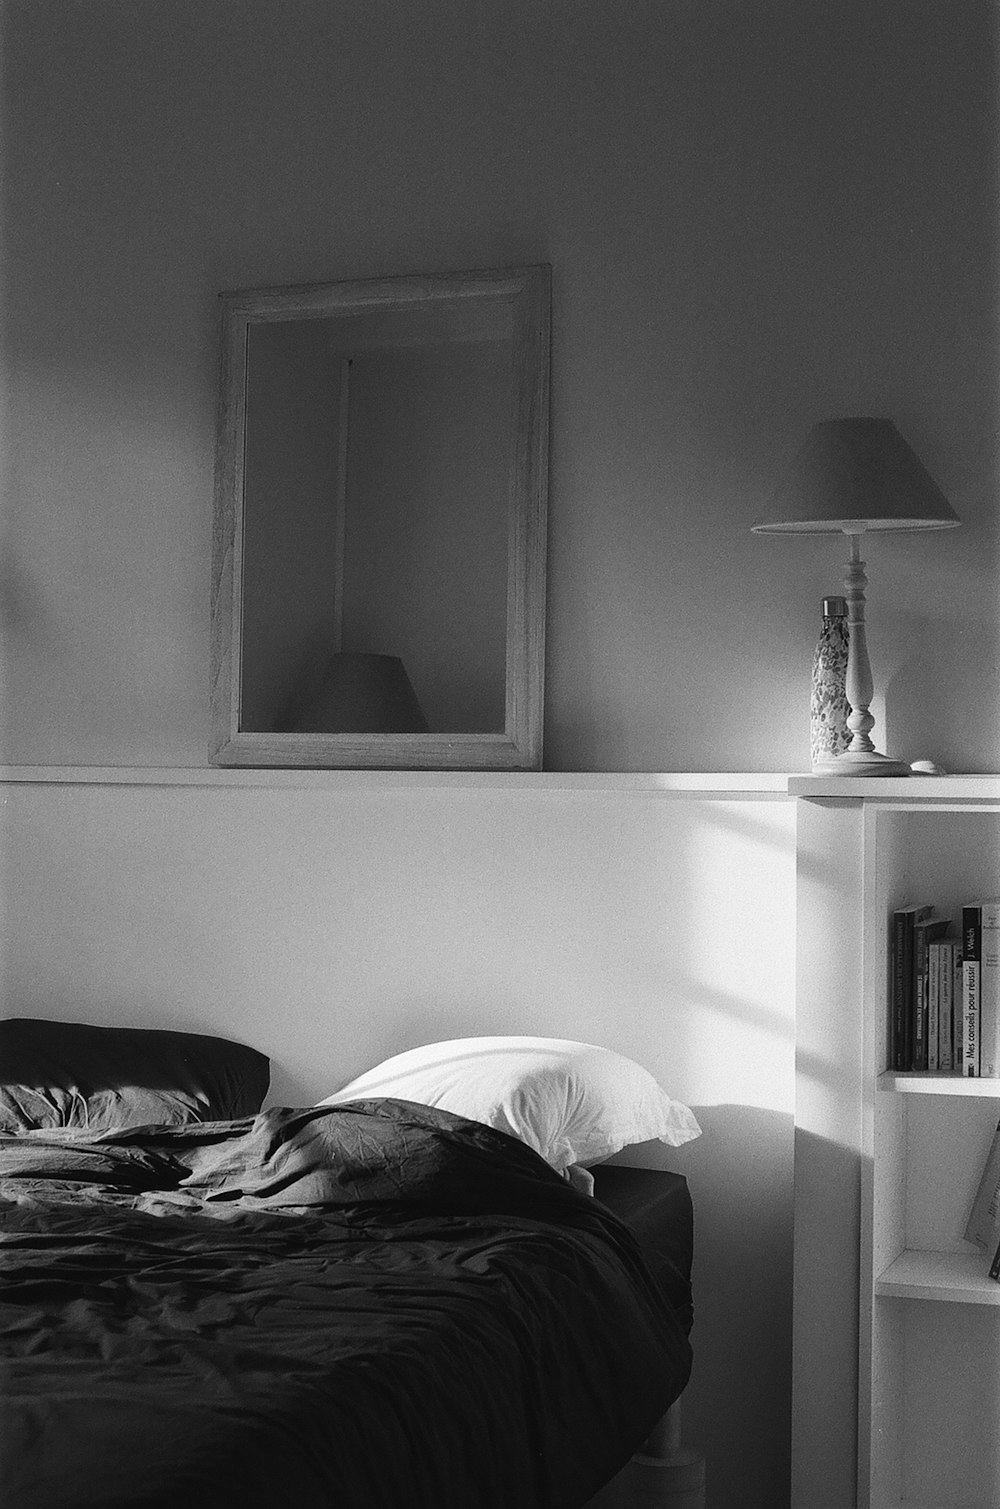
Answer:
[0,767,791,796]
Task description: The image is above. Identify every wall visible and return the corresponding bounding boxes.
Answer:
[0,773,797,1509]
[1,0,997,772]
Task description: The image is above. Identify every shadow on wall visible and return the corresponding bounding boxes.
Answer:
[789,1125,862,1509]
[614,1102,794,1509]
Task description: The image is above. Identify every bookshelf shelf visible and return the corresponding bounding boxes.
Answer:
[878,1071,1000,1097]
[876,1249,1000,1305]
[787,773,1000,802]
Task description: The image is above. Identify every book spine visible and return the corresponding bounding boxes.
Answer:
[889,906,933,1072]
[913,925,930,1072]
[927,943,940,1073]
[990,1238,1000,1283]
[937,939,954,1073]
[954,945,965,1073]
[980,902,1000,1079]
[963,905,983,1077]
[890,912,908,1071]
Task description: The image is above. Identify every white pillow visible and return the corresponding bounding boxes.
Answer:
[316,1036,701,1173]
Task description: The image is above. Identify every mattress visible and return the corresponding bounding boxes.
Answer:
[590,1164,694,1334]
[0,1099,693,1509]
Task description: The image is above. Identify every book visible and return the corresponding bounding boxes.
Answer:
[962,904,982,1076]
[954,943,965,1073]
[965,1118,1000,1250]
[911,917,950,1072]
[932,935,959,1072]
[947,941,965,1074]
[928,938,941,1071]
[976,901,1000,1078]
[990,1236,1000,1282]
[890,905,933,1070]
[962,901,1000,1078]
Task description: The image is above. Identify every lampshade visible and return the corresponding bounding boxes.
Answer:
[283,653,429,734]
[753,418,960,534]
[752,416,961,777]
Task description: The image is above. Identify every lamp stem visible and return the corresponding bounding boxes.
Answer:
[843,533,876,754]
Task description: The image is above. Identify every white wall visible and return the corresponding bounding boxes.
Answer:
[1,0,996,773]
[0,774,796,1509]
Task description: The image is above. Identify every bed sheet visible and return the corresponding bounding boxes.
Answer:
[0,1099,692,1509]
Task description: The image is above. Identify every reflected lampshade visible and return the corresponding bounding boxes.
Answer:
[284,653,429,734]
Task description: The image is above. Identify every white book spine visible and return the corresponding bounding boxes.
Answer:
[980,902,1000,1079]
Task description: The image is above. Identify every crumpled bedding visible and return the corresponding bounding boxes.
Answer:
[0,1098,693,1509]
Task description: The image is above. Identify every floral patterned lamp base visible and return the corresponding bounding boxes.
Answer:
[810,596,851,769]
[811,537,911,777]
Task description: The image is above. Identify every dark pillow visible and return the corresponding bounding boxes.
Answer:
[0,1018,270,1133]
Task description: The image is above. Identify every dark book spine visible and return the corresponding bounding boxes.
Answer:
[901,918,916,1071]
[990,1236,1000,1282]
[891,912,908,1070]
[955,945,965,1072]
[963,905,983,1077]
[913,925,930,1072]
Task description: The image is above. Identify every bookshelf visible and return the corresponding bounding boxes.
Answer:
[790,778,1000,1509]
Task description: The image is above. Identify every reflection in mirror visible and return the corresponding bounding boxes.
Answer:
[241,306,509,736]
[283,653,427,734]
[211,267,549,770]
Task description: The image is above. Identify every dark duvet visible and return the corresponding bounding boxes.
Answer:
[0,1099,692,1509]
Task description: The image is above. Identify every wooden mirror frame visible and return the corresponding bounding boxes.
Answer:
[210,264,550,770]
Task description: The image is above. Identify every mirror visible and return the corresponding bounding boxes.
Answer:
[210,265,549,769]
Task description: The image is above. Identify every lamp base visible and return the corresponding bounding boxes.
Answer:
[811,749,912,778]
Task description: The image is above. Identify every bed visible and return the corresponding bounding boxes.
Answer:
[0,1021,699,1509]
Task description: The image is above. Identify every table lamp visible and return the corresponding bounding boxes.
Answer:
[753,418,960,776]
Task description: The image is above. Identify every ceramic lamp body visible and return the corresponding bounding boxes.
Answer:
[809,598,850,768]
[811,535,911,776]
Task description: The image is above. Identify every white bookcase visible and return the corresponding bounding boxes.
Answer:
[790,777,1000,1509]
